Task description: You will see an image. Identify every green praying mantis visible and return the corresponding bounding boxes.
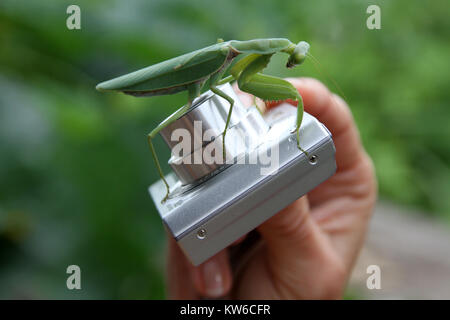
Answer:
[96,38,310,202]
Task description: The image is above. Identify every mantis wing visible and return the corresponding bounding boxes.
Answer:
[96,43,231,96]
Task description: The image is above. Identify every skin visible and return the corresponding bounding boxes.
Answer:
[166,78,377,299]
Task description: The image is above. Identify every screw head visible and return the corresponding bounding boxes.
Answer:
[197,228,207,240]
[309,155,318,165]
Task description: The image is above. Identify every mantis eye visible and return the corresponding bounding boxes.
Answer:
[287,41,310,68]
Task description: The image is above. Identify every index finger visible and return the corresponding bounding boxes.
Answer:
[233,77,365,171]
[284,77,365,171]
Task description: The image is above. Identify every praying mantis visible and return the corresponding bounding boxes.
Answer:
[96,38,310,202]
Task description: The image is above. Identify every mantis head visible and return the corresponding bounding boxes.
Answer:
[286,41,310,68]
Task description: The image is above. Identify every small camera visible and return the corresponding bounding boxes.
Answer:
[149,84,336,265]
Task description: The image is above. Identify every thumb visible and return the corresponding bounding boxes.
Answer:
[258,195,331,264]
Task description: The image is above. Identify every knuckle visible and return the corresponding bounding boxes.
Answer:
[267,199,312,241]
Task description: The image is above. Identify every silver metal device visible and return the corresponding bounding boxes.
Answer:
[149,83,336,266]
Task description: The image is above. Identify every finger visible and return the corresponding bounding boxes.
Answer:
[166,236,199,299]
[258,196,338,270]
[191,249,233,298]
[235,78,366,171]
[284,79,376,268]
[286,78,376,207]
[285,77,365,171]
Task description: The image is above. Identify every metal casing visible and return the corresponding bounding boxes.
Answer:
[149,101,336,266]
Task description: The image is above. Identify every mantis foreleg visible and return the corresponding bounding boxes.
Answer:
[235,55,307,154]
[216,75,234,85]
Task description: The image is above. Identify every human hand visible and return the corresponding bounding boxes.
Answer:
[166,77,377,299]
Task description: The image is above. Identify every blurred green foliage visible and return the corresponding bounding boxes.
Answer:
[0,0,449,298]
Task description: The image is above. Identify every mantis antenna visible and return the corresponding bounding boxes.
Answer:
[307,52,348,103]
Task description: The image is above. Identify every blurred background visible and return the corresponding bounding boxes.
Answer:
[0,0,449,299]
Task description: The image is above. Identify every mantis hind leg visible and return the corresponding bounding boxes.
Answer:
[210,86,234,162]
[148,102,192,203]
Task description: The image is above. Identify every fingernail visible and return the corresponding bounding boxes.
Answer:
[201,259,225,297]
